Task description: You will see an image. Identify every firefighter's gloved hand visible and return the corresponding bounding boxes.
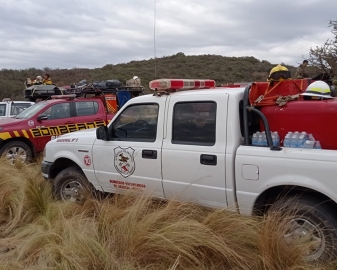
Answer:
[276,94,300,106]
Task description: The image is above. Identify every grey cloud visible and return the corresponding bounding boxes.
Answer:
[0,0,336,69]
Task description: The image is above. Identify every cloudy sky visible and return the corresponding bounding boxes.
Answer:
[1,0,336,69]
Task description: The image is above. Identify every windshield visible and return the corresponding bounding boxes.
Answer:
[15,102,49,119]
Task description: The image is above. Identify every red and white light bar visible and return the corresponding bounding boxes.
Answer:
[149,79,216,91]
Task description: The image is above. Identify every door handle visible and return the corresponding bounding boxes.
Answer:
[142,149,157,159]
[200,154,217,165]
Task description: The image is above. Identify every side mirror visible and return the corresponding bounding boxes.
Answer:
[37,114,48,121]
[96,126,109,140]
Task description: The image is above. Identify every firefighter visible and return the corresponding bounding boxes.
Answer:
[295,60,309,79]
[32,76,43,85]
[24,78,32,88]
[267,64,291,82]
[42,73,53,85]
[301,80,334,100]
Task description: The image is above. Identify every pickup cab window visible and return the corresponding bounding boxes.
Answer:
[75,101,99,116]
[11,103,32,116]
[0,104,6,116]
[172,102,216,146]
[111,103,159,142]
[15,102,48,119]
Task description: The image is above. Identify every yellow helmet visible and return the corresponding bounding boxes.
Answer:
[301,80,333,99]
[268,64,291,81]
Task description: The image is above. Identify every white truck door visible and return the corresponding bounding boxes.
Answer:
[162,94,228,208]
[92,97,167,198]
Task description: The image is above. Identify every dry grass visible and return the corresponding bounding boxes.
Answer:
[0,158,335,270]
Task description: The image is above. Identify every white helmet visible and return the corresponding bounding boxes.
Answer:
[133,76,139,80]
[301,80,333,99]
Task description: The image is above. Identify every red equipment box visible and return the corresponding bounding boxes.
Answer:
[260,99,337,150]
[249,79,310,106]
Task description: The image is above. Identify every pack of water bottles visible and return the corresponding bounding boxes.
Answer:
[252,131,280,146]
[283,131,322,149]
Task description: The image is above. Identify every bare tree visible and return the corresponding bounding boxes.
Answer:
[309,20,337,75]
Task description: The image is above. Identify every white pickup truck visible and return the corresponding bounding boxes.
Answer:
[0,100,34,119]
[41,79,337,262]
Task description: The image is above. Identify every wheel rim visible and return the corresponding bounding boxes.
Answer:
[60,179,84,202]
[5,147,27,163]
[284,218,325,261]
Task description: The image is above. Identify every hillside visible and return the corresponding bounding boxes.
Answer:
[0,53,298,100]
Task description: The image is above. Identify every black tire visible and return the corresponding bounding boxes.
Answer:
[0,141,32,163]
[53,167,95,202]
[267,196,337,262]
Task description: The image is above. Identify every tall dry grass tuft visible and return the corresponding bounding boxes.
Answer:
[0,158,32,235]
[257,211,310,270]
[0,158,336,269]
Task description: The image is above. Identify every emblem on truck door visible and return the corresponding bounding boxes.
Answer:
[114,147,135,178]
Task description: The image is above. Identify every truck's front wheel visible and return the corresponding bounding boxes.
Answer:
[53,167,93,202]
[268,196,337,262]
[0,141,32,163]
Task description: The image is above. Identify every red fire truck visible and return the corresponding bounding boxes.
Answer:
[0,93,116,163]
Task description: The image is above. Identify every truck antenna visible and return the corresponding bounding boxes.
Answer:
[153,0,157,79]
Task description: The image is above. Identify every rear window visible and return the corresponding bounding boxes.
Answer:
[11,103,32,115]
[15,102,48,119]
[172,102,216,146]
[75,101,99,116]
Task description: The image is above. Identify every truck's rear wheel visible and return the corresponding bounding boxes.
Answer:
[53,167,93,202]
[267,196,337,262]
[0,141,32,163]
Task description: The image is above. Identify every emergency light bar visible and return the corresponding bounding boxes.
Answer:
[51,94,76,100]
[149,79,216,91]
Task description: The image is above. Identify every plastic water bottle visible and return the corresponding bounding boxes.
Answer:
[285,132,292,145]
[314,141,322,149]
[257,135,263,146]
[284,134,291,147]
[302,140,314,149]
[273,132,280,146]
[294,131,299,138]
[309,134,315,141]
[271,135,276,146]
[298,135,305,147]
[290,135,298,148]
[301,132,309,141]
[261,131,266,140]
[252,134,258,146]
[262,135,267,146]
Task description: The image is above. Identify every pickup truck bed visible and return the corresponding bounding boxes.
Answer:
[0,101,34,119]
